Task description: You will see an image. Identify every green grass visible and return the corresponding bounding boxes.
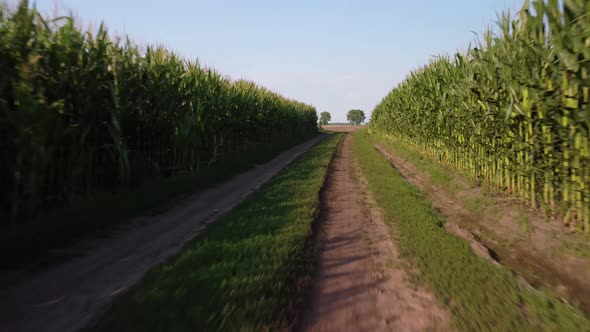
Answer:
[0,135,317,270]
[370,132,461,193]
[90,133,342,331]
[516,213,532,237]
[352,129,590,331]
[464,196,485,215]
[370,132,506,217]
[560,236,590,260]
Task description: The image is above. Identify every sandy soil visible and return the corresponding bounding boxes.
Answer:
[0,135,326,332]
[322,124,363,133]
[299,134,450,332]
[373,142,590,314]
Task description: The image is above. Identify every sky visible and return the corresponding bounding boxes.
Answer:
[30,0,523,123]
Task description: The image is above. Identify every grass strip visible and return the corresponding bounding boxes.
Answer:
[368,132,503,222]
[1,136,316,270]
[369,132,461,190]
[351,129,590,331]
[91,133,342,331]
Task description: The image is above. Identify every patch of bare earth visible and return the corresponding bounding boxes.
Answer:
[373,143,590,315]
[299,135,451,332]
[322,124,364,133]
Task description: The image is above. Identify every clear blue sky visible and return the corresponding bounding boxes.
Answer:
[31,0,522,122]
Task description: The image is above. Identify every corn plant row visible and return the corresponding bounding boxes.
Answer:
[370,0,590,231]
[0,1,318,224]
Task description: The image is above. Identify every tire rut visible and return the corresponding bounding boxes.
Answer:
[300,134,450,332]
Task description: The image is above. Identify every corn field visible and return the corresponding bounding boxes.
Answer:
[371,0,590,231]
[0,1,317,225]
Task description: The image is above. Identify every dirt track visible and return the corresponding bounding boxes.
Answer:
[373,141,590,315]
[300,133,449,331]
[0,135,326,332]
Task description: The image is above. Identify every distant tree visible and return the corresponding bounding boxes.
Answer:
[319,111,331,125]
[347,109,365,125]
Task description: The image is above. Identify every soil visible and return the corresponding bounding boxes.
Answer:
[322,124,364,133]
[0,135,327,332]
[299,133,450,332]
[373,142,590,315]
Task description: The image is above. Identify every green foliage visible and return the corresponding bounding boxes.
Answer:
[0,1,318,225]
[352,129,590,331]
[370,0,590,231]
[0,138,310,268]
[347,109,365,125]
[319,111,331,125]
[372,133,461,192]
[346,110,365,126]
[92,134,342,331]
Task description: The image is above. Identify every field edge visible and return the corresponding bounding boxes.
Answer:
[90,133,343,331]
[351,128,590,331]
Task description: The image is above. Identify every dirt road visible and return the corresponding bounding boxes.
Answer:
[0,135,326,332]
[300,133,449,331]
